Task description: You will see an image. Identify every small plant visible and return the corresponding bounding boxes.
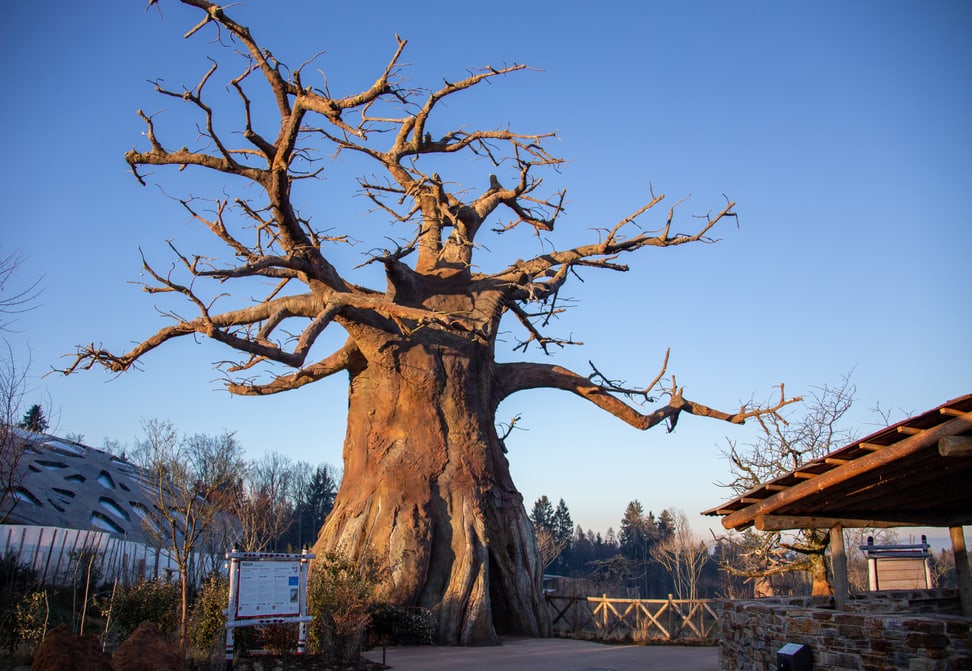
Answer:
[187,573,228,662]
[99,578,180,645]
[631,614,654,646]
[306,550,385,664]
[0,552,40,653]
[13,590,49,650]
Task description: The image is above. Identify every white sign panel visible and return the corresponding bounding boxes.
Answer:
[235,559,301,618]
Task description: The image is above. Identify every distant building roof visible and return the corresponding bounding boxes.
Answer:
[5,428,161,545]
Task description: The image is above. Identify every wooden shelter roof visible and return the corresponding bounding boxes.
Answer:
[703,394,972,532]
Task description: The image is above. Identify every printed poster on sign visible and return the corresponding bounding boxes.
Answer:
[235,560,301,618]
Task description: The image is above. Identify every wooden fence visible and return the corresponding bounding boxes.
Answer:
[545,594,720,644]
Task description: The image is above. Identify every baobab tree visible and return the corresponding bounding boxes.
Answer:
[65,0,797,644]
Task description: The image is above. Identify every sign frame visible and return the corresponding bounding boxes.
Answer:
[224,549,315,661]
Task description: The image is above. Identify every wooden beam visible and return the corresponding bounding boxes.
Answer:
[949,526,972,618]
[721,412,972,530]
[831,524,848,611]
[825,457,850,465]
[858,442,885,451]
[754,515,928,531]
[939,435,972,457]
[897,426,923,435]
[793,471,816,479]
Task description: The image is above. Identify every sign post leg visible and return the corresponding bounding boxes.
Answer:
[298,547,310,654]
[225,549,238,665]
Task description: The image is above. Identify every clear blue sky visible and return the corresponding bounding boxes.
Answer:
[2,1,970,541]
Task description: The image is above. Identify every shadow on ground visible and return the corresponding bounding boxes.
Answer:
[362,637,719,671]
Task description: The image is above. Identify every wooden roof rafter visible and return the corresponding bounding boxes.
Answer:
[702,394,972,532]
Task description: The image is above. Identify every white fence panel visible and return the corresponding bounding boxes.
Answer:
[0,524,206,587]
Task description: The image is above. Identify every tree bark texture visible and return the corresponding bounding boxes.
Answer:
[313,333,548,644]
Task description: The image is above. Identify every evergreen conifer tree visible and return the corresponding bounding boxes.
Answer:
[530,496,555,531]
[553,499,573,547]
[18,404,47,433]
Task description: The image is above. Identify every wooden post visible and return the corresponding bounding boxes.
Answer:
[830,524,848,610]
[667,594,675,641]
[949,526,972,617]
[602,594,608,633]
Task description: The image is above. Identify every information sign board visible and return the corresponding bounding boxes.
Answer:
[224,550,315,660]
[236,559,301,618]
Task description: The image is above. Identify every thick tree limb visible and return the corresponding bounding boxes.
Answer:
[226,338,362,395]
[494,361,799,430]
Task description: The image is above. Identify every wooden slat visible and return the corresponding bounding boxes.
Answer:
[859,442,885,451]
[793,471,816,479]
[942,408,968,417]
[898,426,923,435]
[825,457,850,465]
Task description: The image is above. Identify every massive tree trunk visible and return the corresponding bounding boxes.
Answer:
[312,331,549,644]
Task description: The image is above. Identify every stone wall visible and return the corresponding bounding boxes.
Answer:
[719,591,971,670]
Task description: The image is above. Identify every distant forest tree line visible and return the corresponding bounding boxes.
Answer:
[529,495,724,599]
[527,494,963,601]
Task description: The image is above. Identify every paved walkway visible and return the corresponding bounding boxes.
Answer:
[362,637,719,671]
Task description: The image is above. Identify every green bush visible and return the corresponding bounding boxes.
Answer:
[187,574,228,661]
[13,591,50,650]
[100,578,180,645]
[306,551,385,664]
[367,603,436,646]
[0,553,41,653]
